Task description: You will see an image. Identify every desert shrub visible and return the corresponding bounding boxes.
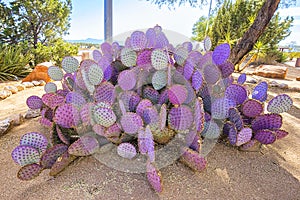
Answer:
[0,45,32,82]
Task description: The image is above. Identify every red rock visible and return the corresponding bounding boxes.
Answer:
[254,65,287,79]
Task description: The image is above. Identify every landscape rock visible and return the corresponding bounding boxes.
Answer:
[4,85,18,94]
[10,114,24,126]
[32,81,41,86]
[21,65,51,83]
[246,78,257,84]
[24,109,41,119]
[269,81,279,87]
[296,77,300,81]
[0,118,13,136]
[14,84,25,91]
[253,65,287,79]
[22,82,34,88]
[38,80,46,86]
[278,83,288,89]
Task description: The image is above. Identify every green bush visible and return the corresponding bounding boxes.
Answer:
[33,39,79,66]
[0,45,32,82]
[284,52,300,60]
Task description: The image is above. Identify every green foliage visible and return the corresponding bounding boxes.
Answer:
[33,39,78,66]
[283,52,300,60]
[0,45,32,82]
[192,16,214,41]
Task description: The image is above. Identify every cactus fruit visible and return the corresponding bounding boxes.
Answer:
[117,143,137,159]
[17,163,43,181]
[267,94,293,114]
[68,135,99,156]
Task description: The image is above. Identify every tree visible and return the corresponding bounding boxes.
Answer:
[146,0,296,65]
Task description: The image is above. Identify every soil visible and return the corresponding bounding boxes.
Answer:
[0,65,300,200]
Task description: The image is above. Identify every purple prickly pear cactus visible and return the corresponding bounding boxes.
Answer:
[11,145,40,166]
[40,144,68,169]
[267,94,293,114]
[241,99,264,118]
[68,136,99,156]
[17,163,43,181]
[146,162,163,193]
[117,143,137,159]
[254,130,276,144]
[180,147,207,172]
[251,114,282,131]
[26,95,43,110]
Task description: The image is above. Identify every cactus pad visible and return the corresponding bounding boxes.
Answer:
[117,142,137,159]
[240,139,260,151]
[203,64,221,84]
[153,128,176,144]
[26,95,43,110]
[194,98,205,132]
[130,31,147,51]
[237,73,247,84]
[228,108,244,131]
[48,66,64,81]
[180,147,207,172]
[201,120,221,139]
[212,43,230,65]
[138,127,154,155]
[62,56,79,73]
[203,36,211,51]
[137,49,152,67]
[88,64,104,85]
[40,144,68,169]
[94,82,115,104]
[93,105,116,128]
[68,135,99,156]
[274,129,289,140]
[228,125,237,145]
[44,82,57,93]
[152,70,167,90]
[251,114,282,131]
[168,84,188,105]
[151,49,168,70]
[252,81,268,102]
[121,112,143,134]
[183,60,194,80]
[191,70,203,91]
[267,94,293,113]
[11,145,40,166]
[17,163,43,181]
[120,48,137,67]
[92,49,102,62]
[241,99,264,118]
[225,84,247,104]
[19,132,48,154]
[56,126,70,145]
[118,70,137,91]
[54,104,80,128]
[174,47,188,66]
[143,86,159,104]
[65,92,86,108]
[146,162,163,193]
[143,107,159,128]
[49,151,77,176]
[211,97,236,119]
[254,130,276,144]
[218,61,234,78]
[119,91,141,112]
[159,104,167,130]
[168,105,193,131]
[236,127,252,146]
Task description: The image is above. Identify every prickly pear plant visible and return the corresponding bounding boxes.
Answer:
[11,25,293,194]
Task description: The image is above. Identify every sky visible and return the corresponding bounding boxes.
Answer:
[3,0,300,44]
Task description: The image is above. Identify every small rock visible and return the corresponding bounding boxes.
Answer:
[32,81,41,86]
[290,87,300,92]
[246,78,257,84]
[22,82,34,88]
[14,84,25,91]
[278,83,288,89]
[0,118,13,136]
[39,80,46,86]
[10,114,24,126]
[296,77,300,81]
[4,85,18,94]
[0,90,10,99]
[24,109,41,119]
[269,81,279,87]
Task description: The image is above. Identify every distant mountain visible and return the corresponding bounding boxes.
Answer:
[66,38,104,44]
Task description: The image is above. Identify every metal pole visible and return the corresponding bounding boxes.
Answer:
[104,0,113,42]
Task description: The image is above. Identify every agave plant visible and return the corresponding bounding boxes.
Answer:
[11,25,292,193]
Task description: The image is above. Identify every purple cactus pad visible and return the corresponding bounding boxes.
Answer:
[101,42,112,55]
[68,136,99,156]
[267,94,293,113]
[130,31,147,51]
[146,162,163,193]
[40,144,68,169]
[236,127,252,146]
[118,70,137,91]
[92,50,102,62]
[56,126,70,145]
[143,107,159,128]
[168,105,193,131]
[228,108,244,131]
[136,99,153,116]
[62,56,79,73]
[54,104,80,128]
[17,163,43,181]
[117,143,137,159]
[241,99,264,118]
[138,128,154,155]
[137,49,152,68]
[192,70,203,91]
[93,105,116,128]
[194,98,205,132]
[119,91,141,112]
[218,61,234,78]
[274,129,289,140]
[94,82,115,104]
[180,147,207,172]
[26,95,43,110]
[203,36,212,51]
[11,145,40,166]
[143,86,160,104]
[211,97,236,119]
[152,70,167,90]
[20,132,48,154]
[65,92,87,108]
[120,112,144,134]
[201,120,221,139]
[251,114,282,131]
[228,125,238,145]
[155,32,169,49]
[225,84,247,104]
[183,60,194,80]
[168,84,188,105]
[203,64,221,84]
[121,48,137,67]
[49,152,76,176]
[159,104,167,130]
[212,43,230,65]
[252,81,268,102]
[254,130,276,144]
[237,73,247,84]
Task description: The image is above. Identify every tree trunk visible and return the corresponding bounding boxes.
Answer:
[229,0,281,65]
